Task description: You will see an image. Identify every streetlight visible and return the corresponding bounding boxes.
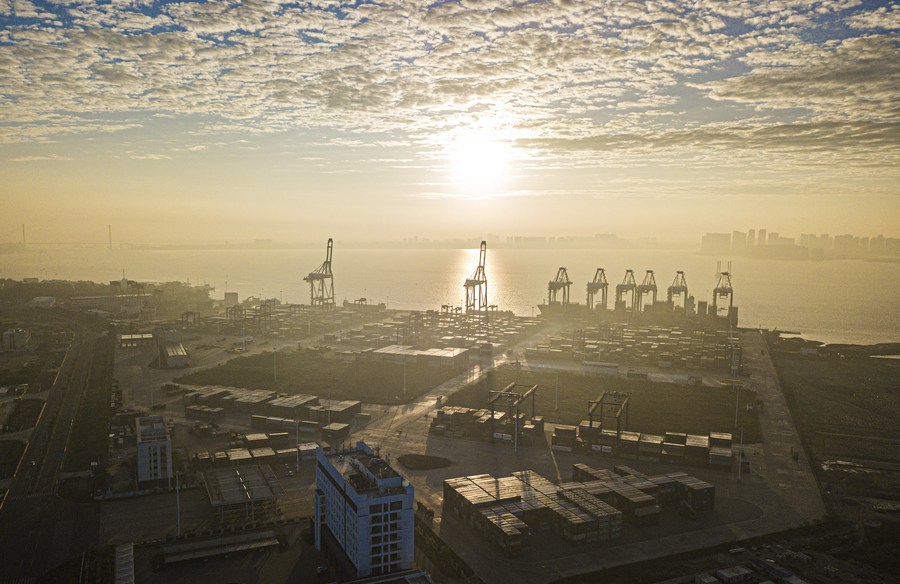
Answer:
[175,470,182,537]
[296,418,300,473]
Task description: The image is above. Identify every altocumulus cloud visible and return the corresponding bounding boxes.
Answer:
[0,0,896,169]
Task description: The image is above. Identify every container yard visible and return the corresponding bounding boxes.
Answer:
[442,463,715,557]
[526,323,742,374]
[432,387,737,471]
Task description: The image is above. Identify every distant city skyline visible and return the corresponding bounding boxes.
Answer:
[1,1,898,242]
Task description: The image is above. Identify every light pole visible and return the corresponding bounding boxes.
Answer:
[555,370,560,411]
[295,418,300,473]
[176,470,182,537]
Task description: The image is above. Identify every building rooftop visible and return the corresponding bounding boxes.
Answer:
[321,441,409,499]
[203,466,282,508]
[136,415,168,443]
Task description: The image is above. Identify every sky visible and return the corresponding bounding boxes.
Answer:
[1,0,898,245]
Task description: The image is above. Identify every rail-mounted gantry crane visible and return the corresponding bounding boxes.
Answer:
[615,269,637,310]
[712,262,734,316]
[667,271,689,312]
[489,382,539,452]
[636,270,657,312]
[547,267,572,305]
[586,268,608,310]
[464,241,488,312]
[304,238,335,308]
[585,391,629,449]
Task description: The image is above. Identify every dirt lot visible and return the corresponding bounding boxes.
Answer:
[446,365,761,442]
[770,339,900,514]
[176,347,466,404]
[765,336,900,576]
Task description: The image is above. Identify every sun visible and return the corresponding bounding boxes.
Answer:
[446,129,515,196]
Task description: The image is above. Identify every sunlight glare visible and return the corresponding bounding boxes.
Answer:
[446,129,515,196]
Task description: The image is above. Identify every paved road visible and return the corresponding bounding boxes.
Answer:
[0,322,103,579]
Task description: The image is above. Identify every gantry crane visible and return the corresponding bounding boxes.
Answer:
[636,270,657,312]
[667,271,689,312]
[615,269,637,310]
[304,238,335,307]
[464,241,488,312]
[712,262,734,316]
[586,268,608,310]
[547,267,572,305]
[489,382,538,452]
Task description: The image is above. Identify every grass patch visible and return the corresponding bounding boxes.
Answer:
[398,454,453,471]
[446,366,761,442]
[177,348,465,404]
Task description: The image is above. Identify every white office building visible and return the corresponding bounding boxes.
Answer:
[314,441,415,579]
[136,416,173,487]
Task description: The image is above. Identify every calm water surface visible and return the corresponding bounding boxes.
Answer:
[3,245,897,346]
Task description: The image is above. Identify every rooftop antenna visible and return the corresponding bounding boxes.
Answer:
[21,224,26,249]
[108,224,113,250]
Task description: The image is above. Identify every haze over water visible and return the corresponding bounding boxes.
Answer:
[4,245,897,347]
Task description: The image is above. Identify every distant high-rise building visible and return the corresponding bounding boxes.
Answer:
[731,231,747,252]
[747,229,756,247]
[757,229,767,245]
[314,441,415,579]
[700,233,732,254]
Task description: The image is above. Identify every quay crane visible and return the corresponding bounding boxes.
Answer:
[304,238,335,307]
[712,261,734,316]
[615,269,637,311]
[586,268,608,310]
[547,267,572,305]
[636,270,657,312]
[667,271,689,312]
[464,241,488,312]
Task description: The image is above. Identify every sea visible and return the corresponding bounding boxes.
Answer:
[2,245,898,347]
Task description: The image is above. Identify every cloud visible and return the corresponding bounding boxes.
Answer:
[7,154,75,162]
[701,34,900,120]
[0,0,895,174]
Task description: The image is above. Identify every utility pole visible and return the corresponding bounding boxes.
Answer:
[295,419,300,472]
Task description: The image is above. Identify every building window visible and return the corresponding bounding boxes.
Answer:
[390,500,402,511]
